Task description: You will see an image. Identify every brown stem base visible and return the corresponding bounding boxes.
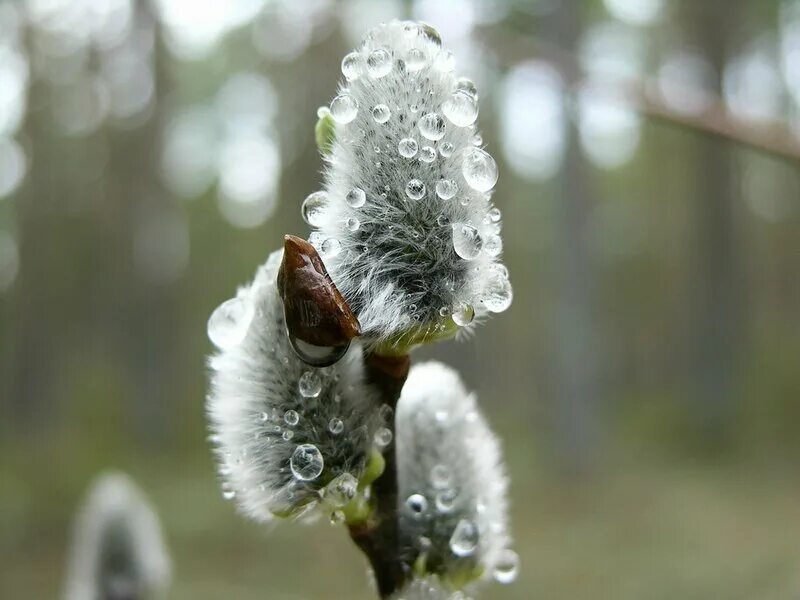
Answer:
[349,352,410,599]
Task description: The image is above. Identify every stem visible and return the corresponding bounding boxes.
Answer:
[349,352,410,599]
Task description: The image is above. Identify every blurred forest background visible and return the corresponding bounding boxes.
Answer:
[1,0,799,598]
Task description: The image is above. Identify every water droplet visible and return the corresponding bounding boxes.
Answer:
[221,483,236,501]
[330,94,358,124]
[374,427,393,448]
[341,51,363,81]
[435,489,457,513]
[436,214,449,227]
[493,549,520,584]
[346,187,366,208]
[317,106,330,119]
[346,217,360,232]
[452,303,475,326]
[329,510,345,525]
[419,23,442,46]
[284,409,299,426]
[418,112,446,140]
[328,417,344,435]
[452,223,483,260]
[379,403,393,421]
[405,493,428,516]
[439,142,454,157]
[326,472,358,507]
[288,335,350,369]
[298,371,322,398]
[430,464,452,488]
[406,47,426,72]
[405,179,426,200]
[372,103,391,123]
[459,197,470,207]
[439,306,450,317]
[471,132,483,146]
[259,411,269,422]
[419,146,436,163]
[488,207,502,222]
[282,429,294,441]
[449,519,479,556]
[398,137,418,158]
[482,234,503,257]
[482,270,513,313]
[462,148,498,192]
[321,238,342,258]
[301,191,327,226]
[208,297,254,349]
[435,179,458,199]
[443,90,479,127]
[455,77,479,101]
[290,443,324,481]
[367,48,392,78]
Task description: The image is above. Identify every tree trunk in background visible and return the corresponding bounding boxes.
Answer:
[547,1,601,474]
[685,0,744,446]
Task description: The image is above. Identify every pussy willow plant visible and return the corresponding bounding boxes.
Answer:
[207,21,516,600]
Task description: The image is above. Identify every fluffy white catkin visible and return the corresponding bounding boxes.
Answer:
[395,362,517,588]
[390,576,472,600]
[305,20,512,346]
[207,249,386,522]
[63,472,171,600]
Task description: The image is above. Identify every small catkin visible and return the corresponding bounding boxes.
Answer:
[207,250,385,522]
[304,20,512,347]
[396,362,516,589]
[63,472,171,600]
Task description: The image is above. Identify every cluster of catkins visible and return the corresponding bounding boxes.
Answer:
[207,20,517,599]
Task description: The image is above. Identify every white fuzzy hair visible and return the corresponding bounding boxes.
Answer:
[207,250,383,522]
[396,362,511,585]
[63,472,171,600]
[310,21,511,345]
[391,576,472,600]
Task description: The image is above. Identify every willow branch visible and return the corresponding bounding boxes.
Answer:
[480,28,800,166]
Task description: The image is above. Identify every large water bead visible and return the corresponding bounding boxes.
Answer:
[442,90,478,127]
[418,112,446,141]
[330,94,358,124]
[367,48,392,78]
[290,443,324,481]
[301,191,327,226]
[462,147,498,192]
[452,223,483,260]
[207,297,254,349]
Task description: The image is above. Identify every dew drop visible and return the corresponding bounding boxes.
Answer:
[298,371,322,398]
[435,179,458,199]
[259,411,269,422]
[284,409,299,426]
[301,191,327,226]
[435,489,457,513]
[452,223,483,260]
[471,132,483,146]
[316,106,330,119]
[443,90,479,127]
[208,297,254,349]
[398,137,418,158]
[282,430,294,441]
[329,510,345,525]
[326,472,358,507]
[346,187,366,208]
[406,47,426,72]
[346,217,360,232]
[436,214,449,227]
[483,234,503,257]
[372,103,391,123]
[321,238,342,258]
[367,48,392,78]
[290,443,324,481]
[288,336,349,368]
[341,51,363,81]
[379,403,393,421]
[439,306,450,317]
[449,519,479,556]
[493,549,520,584]
[452,303,475,326]
[439,142,454,157]
[435,49,455,72]
[374,427,393,448]
[330,94,358,124]
[419,146,436,163]
[482,270,513,313]
[418,112,446,140]
[455,77,479,101]
[328,417,344,435]
[462,148,498,192]
[430,464,452,488]
[405,179,426,200]
[488,207,502,222]
[405,493,428,516]
[221,483,236,501]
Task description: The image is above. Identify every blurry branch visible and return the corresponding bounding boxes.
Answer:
[481,29,800,167]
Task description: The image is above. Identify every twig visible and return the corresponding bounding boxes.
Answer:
[480,28,800,166]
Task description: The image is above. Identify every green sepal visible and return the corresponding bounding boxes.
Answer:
[315,111,336,156]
